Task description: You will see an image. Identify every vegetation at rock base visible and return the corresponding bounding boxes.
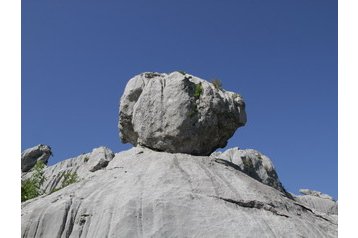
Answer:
[21,160,46,202]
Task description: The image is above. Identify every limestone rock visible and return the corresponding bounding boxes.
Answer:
[211,147,288,195]
[119,72,247,155]
[299,189,334,200]
[21,144,52,172]
[21,147,337,238]
[293,189,338,215]
[22,146,115,194]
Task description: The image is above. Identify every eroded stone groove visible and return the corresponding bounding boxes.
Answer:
[212,196,290,218]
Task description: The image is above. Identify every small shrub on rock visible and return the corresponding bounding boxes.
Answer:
[194,82,203,98]
[62,171,79,188]
[21,161,46,202]
[211,79,223,90]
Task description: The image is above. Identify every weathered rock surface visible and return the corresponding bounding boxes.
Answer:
[299,189,334,200]
[22,147,115,194]
[211,147,288,195]
[21,144,52,172]
[119,72,247,155]
[22,147,337,238]
[293,189,338,215]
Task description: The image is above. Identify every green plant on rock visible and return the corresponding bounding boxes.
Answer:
[61,171,79,188]
[194,82,203,99]
[211,79,223,90]
[49,170,79,194]
[21,160,46,202]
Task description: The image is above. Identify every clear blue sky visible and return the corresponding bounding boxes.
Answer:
[22,0,337,199]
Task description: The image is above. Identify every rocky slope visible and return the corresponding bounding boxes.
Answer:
[21,147,337,238]
[21,147,115,194]
[211,147,288,195]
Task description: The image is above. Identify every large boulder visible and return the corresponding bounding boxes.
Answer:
[21,144,52,172]
[119,72,247,155]
[211,147,288,195]
[21,147,337,238]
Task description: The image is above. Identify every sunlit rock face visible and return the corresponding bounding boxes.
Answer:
[21,148,337,238]
[211,147,288,195]
[119,71,247,155]
[21,144,52,172]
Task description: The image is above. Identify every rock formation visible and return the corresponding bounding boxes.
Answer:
[293,189,338,215]
[119,72,247,155]
[21,146,114,194]
[211,147,288,195]
[21,72,337,237]
[21,144,52,172]
[21,147,337,238]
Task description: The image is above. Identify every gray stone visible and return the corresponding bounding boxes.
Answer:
[119,72,247,155]
[22,146,115,194]
[292,189,338,215]
[211,147,288,195]
[22,147,337,238]
[21,144,52,172]
[299,189,334,200]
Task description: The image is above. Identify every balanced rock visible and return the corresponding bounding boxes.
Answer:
[211,147,288,195]
[119,72,247,155]
[21,144,52,172]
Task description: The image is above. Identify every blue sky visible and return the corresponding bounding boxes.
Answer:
[22,0,337,199]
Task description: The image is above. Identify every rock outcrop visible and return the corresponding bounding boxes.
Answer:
[21,147,337,238]
[21,144,52,172]
[21,147,115,194]
[119,72,247,155]
[21,71,337,237]
[293,189,338,215]
[211,147,288,195]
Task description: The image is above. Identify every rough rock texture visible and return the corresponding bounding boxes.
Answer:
[22,147,337,238]
[22,147,115,194]
[119,72,247,155]
[211,147,288,195]
[293,189,338,215]
[21,144,52,172]
[299,189,334,200]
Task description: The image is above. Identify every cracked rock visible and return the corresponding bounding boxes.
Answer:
[119,72,247,155]
[21,147,337,238]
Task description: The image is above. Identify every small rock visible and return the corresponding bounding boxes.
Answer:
[212,147,288,195]
[21,144,52,172]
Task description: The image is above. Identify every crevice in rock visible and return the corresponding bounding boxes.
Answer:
[213,158,294,200]
[211,196,290,218]
[65,200,82,238]
[293,202,336,225]
[57,198,73,238]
